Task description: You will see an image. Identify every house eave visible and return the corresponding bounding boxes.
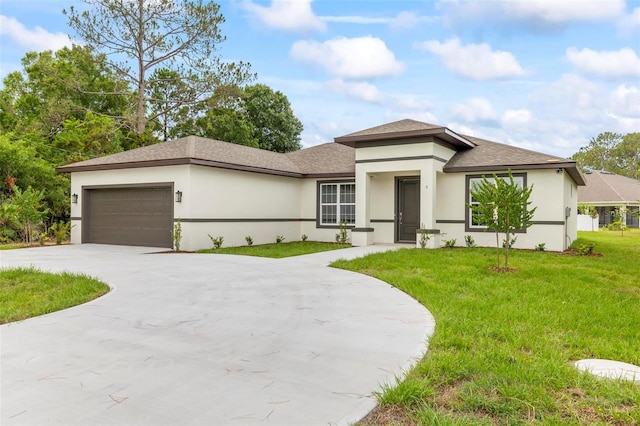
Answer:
[334,127,476,149]
[444,162,586,186]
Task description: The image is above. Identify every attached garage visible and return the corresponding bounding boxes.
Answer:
[82,185,173,248]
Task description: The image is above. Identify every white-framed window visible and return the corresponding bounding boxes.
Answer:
[466,173,526,230]
[319,182,355,226]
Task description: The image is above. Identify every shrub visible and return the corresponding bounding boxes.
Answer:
[208,234,223,249]
[50,221,71,245]
[301,234,308,242]
[607,221,626,231]
[577,243,595,256]
[172,219,182,251]
[418,224,431,249]
[535,243,546,252]
[245,236,253,246]
[464,235,476,248]
[335,221,349,244]
[502,236,517,249]
[443,238,456,248]
[276,235,285,243]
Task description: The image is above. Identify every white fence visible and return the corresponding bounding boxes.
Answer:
[577,214,599,231]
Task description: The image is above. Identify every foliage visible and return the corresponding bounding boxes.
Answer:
[276,235,285,244]
[418,224,432,249]
[335,221,349,244]
[178,84,303,153]
[535,242,546,252]
[468,171,536,269]
[50,221,71,245]
[0,134,67,218]
[332,230,640,425]
[575,242,596,255]
[443,238,456,248]
[301,234,308,242]
[245,235,253,246]
[172,219,182,251]
[197,241,350,258]
[464,235,476,248]
[611,205,628,236]
[572,132,640,179]
[208,234,224,249]
[0,267,109,324]
[502,235,517,248]
[7,187,49,244]
[64,0,254,145]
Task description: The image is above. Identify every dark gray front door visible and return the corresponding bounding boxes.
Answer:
[396,177,420,242]
[83,186,173,248]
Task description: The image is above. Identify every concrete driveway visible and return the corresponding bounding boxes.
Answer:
[0,244,434,425]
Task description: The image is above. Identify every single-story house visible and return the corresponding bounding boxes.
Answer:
[578,169,640,228]
[57,119,586,251]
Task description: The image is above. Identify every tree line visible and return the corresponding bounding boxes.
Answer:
[0,0,302,243]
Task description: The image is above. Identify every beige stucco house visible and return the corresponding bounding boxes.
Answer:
[578,170,640,228]
[57,119,585,252]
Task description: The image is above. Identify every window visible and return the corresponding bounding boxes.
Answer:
[466,173,526,230]
[319,182,355,226]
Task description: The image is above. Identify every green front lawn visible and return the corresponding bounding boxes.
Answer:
[0,267,109,324]
[197,241,351,258]
[332,230,640,425]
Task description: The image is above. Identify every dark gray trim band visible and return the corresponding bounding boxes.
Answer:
[530,221,565,225]
[82,182,174,190]
[416,229,440,234]
[436,219,465,224]
[371,219,394,223]
[178,218,315,223]
[355,155,448,164]
[70,217,82,221]
[352,227,374,232]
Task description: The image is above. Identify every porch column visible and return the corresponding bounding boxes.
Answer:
[351,168,374,246]
[418,164,439,248]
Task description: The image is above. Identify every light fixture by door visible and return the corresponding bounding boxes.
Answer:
[71,193,78,204]
[175,190,183,203]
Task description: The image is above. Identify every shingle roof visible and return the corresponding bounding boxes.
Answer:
[56,136,354,177]
[334,119,475,148]
[578,170,640,204]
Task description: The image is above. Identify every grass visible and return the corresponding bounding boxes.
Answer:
[197,240,351,258]
[0,242,32,250]
[332,230,640,425]
[0,267,109,324]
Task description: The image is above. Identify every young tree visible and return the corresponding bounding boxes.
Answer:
[468,171,537,270]
[64,0,254,146]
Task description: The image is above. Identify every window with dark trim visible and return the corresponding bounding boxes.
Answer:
[465,173,527,232]
[317,182,355,226]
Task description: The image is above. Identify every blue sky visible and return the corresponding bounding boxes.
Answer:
[1,0,638,157]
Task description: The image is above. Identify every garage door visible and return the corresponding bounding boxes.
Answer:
[83,186,173,248]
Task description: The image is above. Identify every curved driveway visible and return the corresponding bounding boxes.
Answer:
[1,244,434,425]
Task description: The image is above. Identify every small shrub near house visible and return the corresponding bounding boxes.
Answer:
[208,234,223,249]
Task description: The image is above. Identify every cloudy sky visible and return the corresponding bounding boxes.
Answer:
[1,0,638,157]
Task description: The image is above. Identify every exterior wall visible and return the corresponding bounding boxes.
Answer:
[353,140,457,245]
[563,171,578,247]
[69,165,190,245]
[435,169,574,252]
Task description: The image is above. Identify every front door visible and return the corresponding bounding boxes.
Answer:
[396,177,420,242]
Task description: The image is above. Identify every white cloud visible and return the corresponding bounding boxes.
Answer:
[417,38,525,80]
[566,47,640,79]
[392,95,432,110]
[501,0,625,24]
[319,15,390,24]
[0,15,72,52]
[241,0,325,33]
[618,7,640,37]
[451,97,499,123]
[390,11,435,29]
[290,36,404,79]
[385,110,438,125]
[501,109,532,127]
[609,85,640,118]
[438,0,625,29]
[327,79,382,103]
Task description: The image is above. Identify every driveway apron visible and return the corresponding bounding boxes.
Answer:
[1,244,434,425]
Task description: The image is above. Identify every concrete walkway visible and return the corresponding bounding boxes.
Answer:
[0,244,434,426]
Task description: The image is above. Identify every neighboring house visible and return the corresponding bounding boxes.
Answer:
[57,119,585,252]
[577,170,640,228]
